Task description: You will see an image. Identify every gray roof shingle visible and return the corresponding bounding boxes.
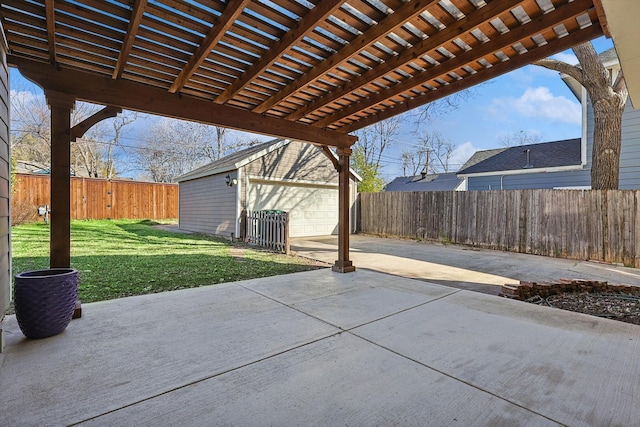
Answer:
[458,148,507,172]
[384,173,462,192]
[457,138,581,175]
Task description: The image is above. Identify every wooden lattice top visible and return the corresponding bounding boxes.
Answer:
[1,0,603,143]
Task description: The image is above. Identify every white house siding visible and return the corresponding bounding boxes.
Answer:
[583,98,640,189]
[179,174,238,238]
[467,171,590,191]
[0,30,9,352]
[618,102,640,189]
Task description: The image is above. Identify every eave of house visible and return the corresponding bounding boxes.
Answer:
[175,139,291,183]
[596,0,640,108]
[457,164,585,179]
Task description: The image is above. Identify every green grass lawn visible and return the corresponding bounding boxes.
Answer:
[11,219,325,303]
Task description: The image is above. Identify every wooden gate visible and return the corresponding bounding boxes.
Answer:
[246,210,290,254]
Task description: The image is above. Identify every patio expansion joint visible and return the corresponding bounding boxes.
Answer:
[340,288,462,332]
[236,283,353,331]
[236,283,461,333]
[68,329,346,426]
[347,329,569,427]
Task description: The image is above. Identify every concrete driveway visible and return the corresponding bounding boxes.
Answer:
[292,235,640,294]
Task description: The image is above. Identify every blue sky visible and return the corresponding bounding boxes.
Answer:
[9,36,614,182]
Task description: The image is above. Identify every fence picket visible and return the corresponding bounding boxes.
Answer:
[359,190,640,267]
[12,173,178,223]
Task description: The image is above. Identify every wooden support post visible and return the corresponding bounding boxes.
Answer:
[47,91,75,268]
[332,147,355,273]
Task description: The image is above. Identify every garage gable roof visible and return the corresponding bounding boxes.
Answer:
[176,138,360,182]
[176,138,290,182]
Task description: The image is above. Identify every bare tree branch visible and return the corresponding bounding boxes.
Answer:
[613,69,627,96]
[533,58,585,85]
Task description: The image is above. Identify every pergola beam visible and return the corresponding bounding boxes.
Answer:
[339,22,603,133]
[44,0,56,64]
[11,56,357,148]
[215,1,344,105]
[113,0,147,80]
[315,0,594,129]
[169,0,249,94]
[253,0,441,115]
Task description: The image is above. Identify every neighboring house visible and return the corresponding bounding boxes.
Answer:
[176,139,360,239]
[15,160,102,177]
[457,138,589,190]
[15,160,50,174]
[385,172,465,192]
[459,48,640,191]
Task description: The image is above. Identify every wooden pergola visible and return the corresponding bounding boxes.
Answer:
[1,0,605,273]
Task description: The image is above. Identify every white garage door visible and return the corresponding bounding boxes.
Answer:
[248,181,338,237]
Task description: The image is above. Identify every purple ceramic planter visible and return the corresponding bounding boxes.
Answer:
[14,268,79,339]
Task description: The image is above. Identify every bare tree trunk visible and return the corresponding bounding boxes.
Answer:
[534,42,628,190]
[591,98,624,189]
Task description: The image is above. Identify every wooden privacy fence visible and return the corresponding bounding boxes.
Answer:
[359,190,640,267]
[12,173,178,223]
[246,210,290,254]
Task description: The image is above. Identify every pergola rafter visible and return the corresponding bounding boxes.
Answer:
[1,0,603,133]
[113,0,147,80]
[214,0,344,105]
[313,0,597,129]
[286,0,526,123]
[340,21,603,133]
[169,0,249,94]
[252,0,441,115]
[44,0,56,64]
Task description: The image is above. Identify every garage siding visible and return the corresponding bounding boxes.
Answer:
[179,174,237,238]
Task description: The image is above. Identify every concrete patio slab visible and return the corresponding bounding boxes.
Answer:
[1,269,639,426]
[79,333,557,427]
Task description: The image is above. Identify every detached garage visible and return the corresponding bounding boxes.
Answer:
[176,139,360,239]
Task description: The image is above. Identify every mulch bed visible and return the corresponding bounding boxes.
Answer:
[525,293,640,325]
[500,279,640,326]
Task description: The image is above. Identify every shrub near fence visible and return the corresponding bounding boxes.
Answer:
[12,173,178,224]
[359,189,640,267]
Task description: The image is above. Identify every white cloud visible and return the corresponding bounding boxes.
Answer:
[450,141,477,170]
[490,86,581,125]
